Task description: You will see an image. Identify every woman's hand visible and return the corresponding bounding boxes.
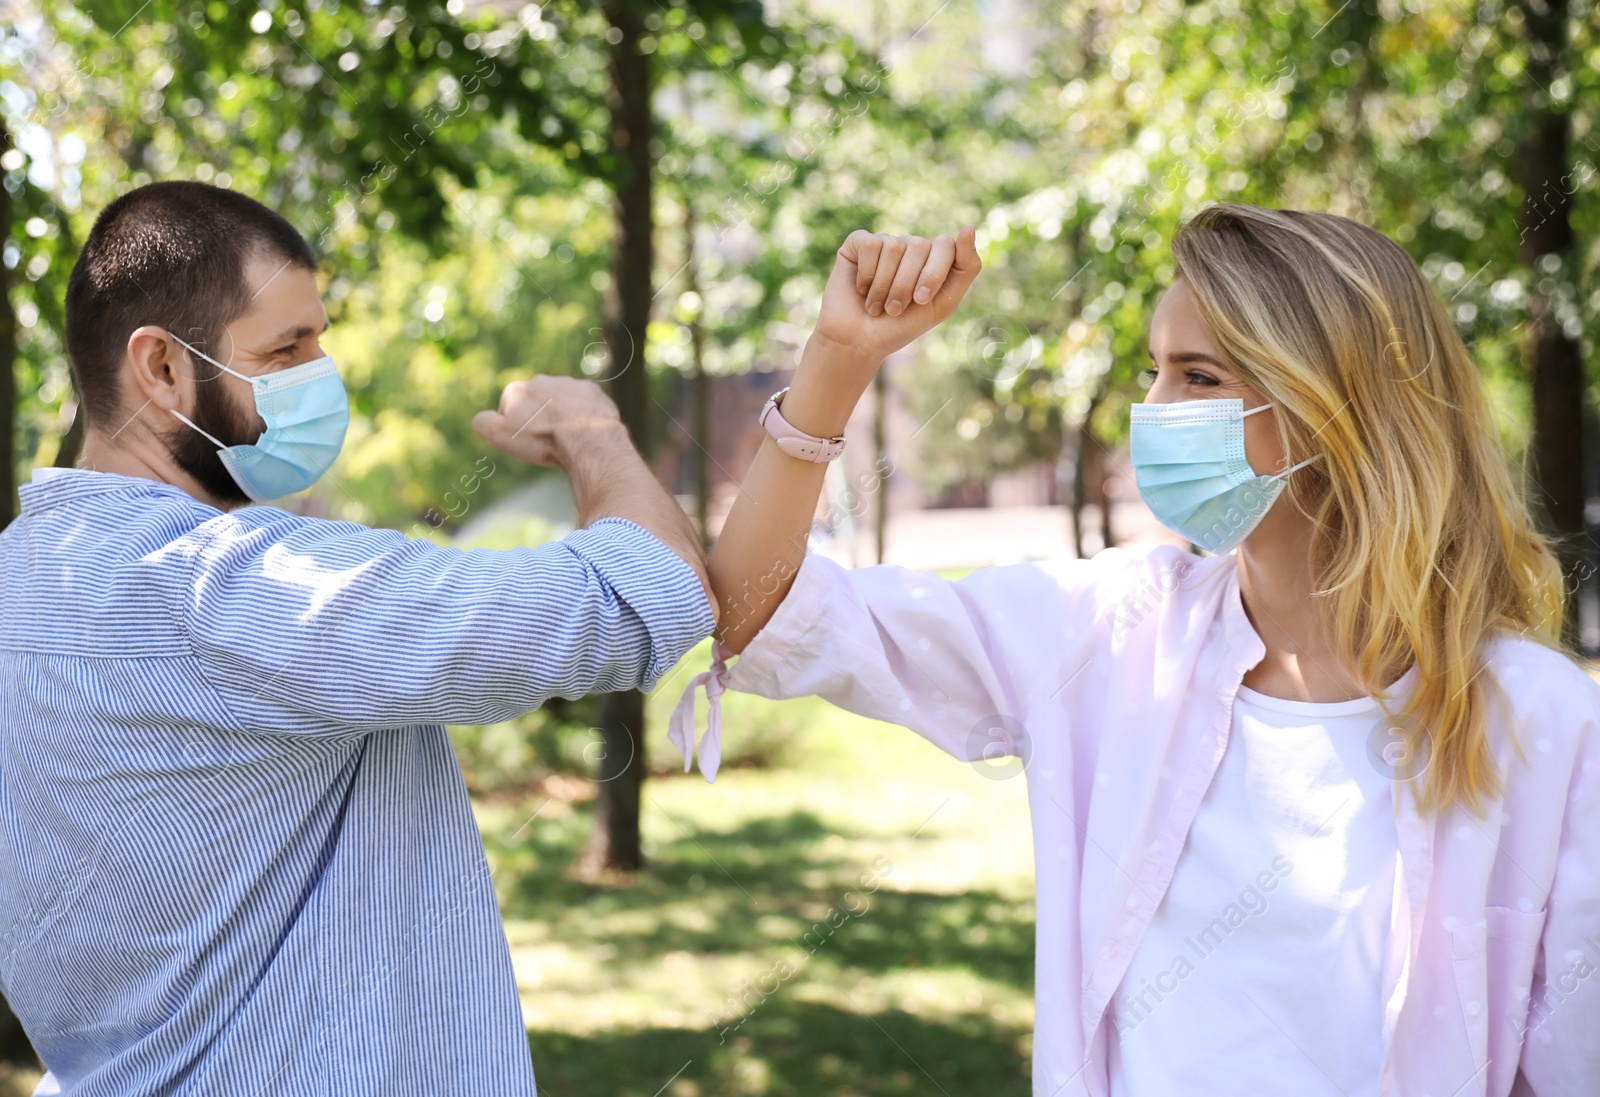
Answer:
[707,225,981,653]
[811,225,982,378]
[777,225,981,441]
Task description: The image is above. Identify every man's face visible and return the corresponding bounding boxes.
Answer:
[167,251,330,506]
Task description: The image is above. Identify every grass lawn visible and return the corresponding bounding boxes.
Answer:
[474,637,1039,1097]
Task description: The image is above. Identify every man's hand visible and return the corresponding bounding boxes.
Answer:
[471,376,625,467]
[472,374,716,624]
[811,225,982,378]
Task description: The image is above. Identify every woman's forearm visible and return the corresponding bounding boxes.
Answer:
[708,225,980,652]
[709,334,876,652]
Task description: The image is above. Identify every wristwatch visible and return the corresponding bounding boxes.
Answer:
[759,387,847,462]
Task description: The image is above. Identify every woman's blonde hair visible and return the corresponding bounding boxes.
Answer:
[1171,203,1568,816]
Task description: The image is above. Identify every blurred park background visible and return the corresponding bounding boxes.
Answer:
[4,0,1600,1093]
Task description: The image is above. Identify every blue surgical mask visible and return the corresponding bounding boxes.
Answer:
[1129,397,1320,555]
[167,334,350,502]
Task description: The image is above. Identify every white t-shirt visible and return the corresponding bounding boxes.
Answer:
[1107,665,1419,1096]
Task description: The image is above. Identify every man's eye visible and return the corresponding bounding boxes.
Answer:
[273,345,297,357]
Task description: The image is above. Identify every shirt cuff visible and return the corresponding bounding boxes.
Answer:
[561,516,716,687]
[722,549,836,698]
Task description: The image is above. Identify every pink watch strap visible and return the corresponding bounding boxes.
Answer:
[759,387,847,462]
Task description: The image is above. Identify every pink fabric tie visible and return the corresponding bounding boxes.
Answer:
[668,639,733,782]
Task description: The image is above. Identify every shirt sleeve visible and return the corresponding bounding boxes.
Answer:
[160,511,714,735]
[713,547,1124,763]
[1516,685,1600,1095]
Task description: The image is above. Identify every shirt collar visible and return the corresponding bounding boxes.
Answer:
[18,466,202,517]
[1216,553,1269,666]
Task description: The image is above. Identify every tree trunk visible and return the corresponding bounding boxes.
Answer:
[1074,397,1112,554]
[1515,0,1583,650]
[1096,422,1115,550]
[587,0,655,874]
[684,198,710,553]
[1,122,16,530]
[583,689,646,876]
[1072,420,1092,555]
[1061,219,1090,557]
[1066,430,1084,557]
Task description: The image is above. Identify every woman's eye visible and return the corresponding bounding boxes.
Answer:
[1141,366,1219,386]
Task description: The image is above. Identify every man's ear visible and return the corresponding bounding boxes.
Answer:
[124,326,188,415]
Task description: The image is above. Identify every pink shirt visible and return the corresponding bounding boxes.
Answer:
[671,543,1600,1097]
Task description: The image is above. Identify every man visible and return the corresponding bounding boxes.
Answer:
[0,181,716,1095]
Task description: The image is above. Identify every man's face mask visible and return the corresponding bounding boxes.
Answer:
[165,333,350,503]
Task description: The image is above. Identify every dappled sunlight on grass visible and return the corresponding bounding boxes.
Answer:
[475,681,1037,1096]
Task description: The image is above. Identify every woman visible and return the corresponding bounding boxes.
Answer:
[669,206,1599,1096]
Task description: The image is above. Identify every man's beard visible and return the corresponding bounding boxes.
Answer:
[167,365,259,507]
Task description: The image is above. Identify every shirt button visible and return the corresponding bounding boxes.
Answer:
[1466,1001,1481,1016]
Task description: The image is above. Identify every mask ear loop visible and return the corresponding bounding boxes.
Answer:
[165,333,250,452]
[168,408,231,452]
[169,332,254,385]
[1269,453,1321,482]
[1237,401,1320,481]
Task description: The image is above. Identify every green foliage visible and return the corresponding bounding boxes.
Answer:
[12,0,1593,515]
[3,0,890,524]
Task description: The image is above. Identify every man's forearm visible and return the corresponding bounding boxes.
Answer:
[709,334,877,653]
[558,421,717,621]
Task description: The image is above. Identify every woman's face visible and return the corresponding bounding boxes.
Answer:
[1144,277,1288,479]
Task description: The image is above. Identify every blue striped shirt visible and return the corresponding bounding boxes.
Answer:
[0,467,715,1096]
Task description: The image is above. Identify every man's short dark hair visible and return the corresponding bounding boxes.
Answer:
[64,181,316,429]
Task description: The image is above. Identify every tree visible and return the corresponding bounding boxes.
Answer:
[584,0,884,871]
[1513,0,1586,648]
[586,0,657,874]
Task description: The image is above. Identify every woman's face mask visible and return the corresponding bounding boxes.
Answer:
[166,332,351,502]
[1129,397,1321,555]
